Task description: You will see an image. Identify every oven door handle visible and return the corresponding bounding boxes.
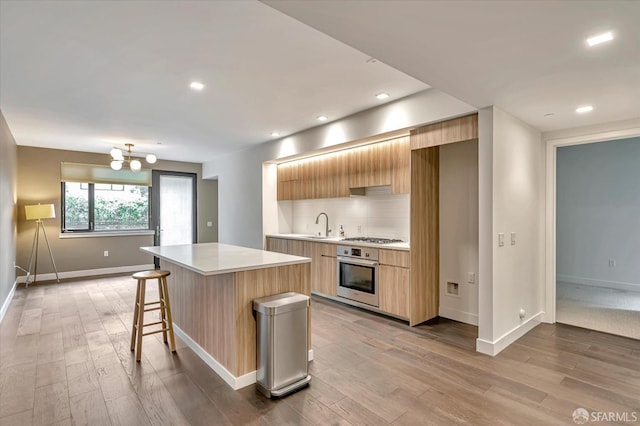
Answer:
[337,256,379,267]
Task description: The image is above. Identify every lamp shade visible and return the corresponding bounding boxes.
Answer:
[25,204,56,220]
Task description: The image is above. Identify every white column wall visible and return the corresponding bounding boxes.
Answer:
[477,106,545,355]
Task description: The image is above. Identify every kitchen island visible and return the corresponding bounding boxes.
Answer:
[140,243,311,389]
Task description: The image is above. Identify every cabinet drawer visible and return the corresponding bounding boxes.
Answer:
[379,249,410,268]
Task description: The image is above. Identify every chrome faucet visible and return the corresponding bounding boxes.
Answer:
[315,212,331,237]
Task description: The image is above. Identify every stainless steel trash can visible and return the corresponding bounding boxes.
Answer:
[253,292,311,398]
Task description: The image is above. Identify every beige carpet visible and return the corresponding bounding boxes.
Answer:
[556,281,640,340]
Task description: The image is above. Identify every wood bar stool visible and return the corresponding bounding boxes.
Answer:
[130,270,176,362]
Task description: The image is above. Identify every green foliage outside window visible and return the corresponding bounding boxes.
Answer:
[64,184,149,231]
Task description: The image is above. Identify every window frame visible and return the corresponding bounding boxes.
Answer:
[61,182,151,233]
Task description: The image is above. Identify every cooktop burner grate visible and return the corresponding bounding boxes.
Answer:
[341,237,404,244]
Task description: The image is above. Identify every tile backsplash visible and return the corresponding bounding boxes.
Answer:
[290,186,409,241]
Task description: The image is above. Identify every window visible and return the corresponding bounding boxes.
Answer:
[62,182,150,232]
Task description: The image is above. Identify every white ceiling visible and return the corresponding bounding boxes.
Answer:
[3,1,638,165]
[265,0,640,133]
[0,1,428,163]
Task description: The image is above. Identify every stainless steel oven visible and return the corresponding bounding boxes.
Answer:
[336,245,379,307]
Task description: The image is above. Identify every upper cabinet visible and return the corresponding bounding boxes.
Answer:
[277,135,410,200]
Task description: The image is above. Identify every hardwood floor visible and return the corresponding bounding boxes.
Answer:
[1,275,639,425]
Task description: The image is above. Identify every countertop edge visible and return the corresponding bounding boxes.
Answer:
[140,246,311,276]
[265,234,410,251]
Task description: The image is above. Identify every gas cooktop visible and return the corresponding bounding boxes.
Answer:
[341,237,404,245]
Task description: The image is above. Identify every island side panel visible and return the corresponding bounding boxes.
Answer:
[162,261,237,374]
[234,262,311,377]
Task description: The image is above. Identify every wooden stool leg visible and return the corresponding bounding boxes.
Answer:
[162,276,177,352]
[157,278,168,343]
[135,279,146,362]
[130,280,141,351]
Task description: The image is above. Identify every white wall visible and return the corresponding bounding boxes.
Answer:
[290,186,409,240]
[204,89,475,249]
[439,139,479,325]
[477,106,545,355]
[0,110,18,322]
[556,137,640,291]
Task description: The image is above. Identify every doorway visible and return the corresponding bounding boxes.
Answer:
[547,133,640,339]
[151,171,197,266]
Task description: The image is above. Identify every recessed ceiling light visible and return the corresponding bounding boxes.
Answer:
[375,92,390,100]
[317,115,328,122]
[587,31,613,47]
[271,132,280,137]
[190,81,205,91]
[576,105,594,114]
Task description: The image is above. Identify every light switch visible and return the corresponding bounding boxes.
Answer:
[498,233,505,247]
[511,232,516,245]
[467,272,475,284]
[207,221,213,227]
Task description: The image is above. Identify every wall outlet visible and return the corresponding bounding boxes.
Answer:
[519,308,526,319]
[206,221,213,227]
[103,250,109,257]
[498,233,505,247]
[467,272,475,284]
[357,225,362,234]
[608,259,616,267]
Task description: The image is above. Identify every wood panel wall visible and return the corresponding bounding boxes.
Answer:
[234,262,311,376]
[162,262,237,373]
[162,260,311,378]
[410,114,478,150]
[409,147,439,326]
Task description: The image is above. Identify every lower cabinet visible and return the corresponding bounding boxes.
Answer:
[311,243,337,297]
[266,238,410,317]
[266,238,336,296]
[379,265,409,318]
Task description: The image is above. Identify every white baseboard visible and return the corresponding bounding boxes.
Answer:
[557,274,640,292]
[174,324,314,390]
[0,280,18,324]
[15,264,155,284]
[439,306,478,326]
[173,324,253,389]
[476,311,544,356]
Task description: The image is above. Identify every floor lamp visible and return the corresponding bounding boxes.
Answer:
[24,204,60,287]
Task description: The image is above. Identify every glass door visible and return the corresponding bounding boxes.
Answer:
[151,171,197,266]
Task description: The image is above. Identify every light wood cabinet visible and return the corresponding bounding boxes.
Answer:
[267,237,412,319]
[379,248,410,268]
[276,162,298,201]
[276,135,410,200]
[367,141,392,187]
[391,136,410,194]
[266,236,289,254]
[266,238,336,296]
[347,145,368,188]
[311,244,337,297]
[378,248,410,318]
[379,265,409,318]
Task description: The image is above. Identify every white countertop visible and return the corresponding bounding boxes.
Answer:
[266,234,410,251]
[140,242,311,276]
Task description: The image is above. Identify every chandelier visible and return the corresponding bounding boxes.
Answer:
[109,143,157,171]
